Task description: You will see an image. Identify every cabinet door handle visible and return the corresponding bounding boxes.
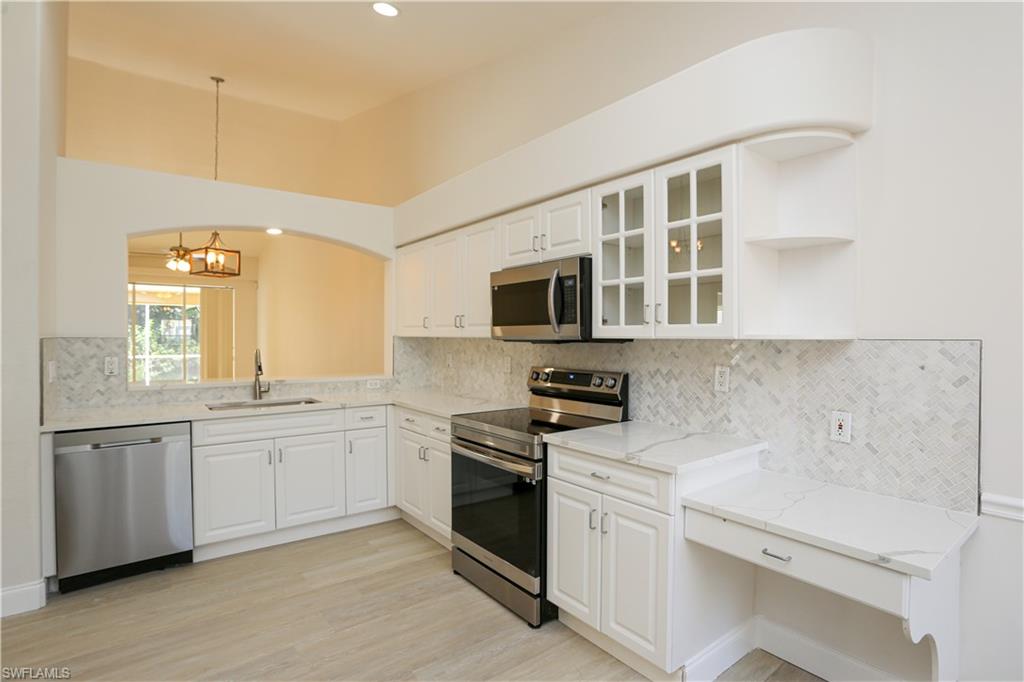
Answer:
[417,446,424,460]
[267,449,272,466]
[761,548,792,563]
[422,316,429,328]
[348,440,353,454]
[590,471,611,481]
[423,449,430,462]
[541,232,548,251]
[600,512,609,535]
[655,302,663,324]
[532,235,539,252]
[589,508,597,530]
[278,448,283,463]
[643,304,650,324]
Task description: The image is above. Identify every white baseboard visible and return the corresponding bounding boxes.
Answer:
[398,510,452,550]
[754,616,891,682]
[980,492,1024,522]
[195,507,400,562]
[1,579,47,617]
[560,612,681,682]
[683,619,756,681]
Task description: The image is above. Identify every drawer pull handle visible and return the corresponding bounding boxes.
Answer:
[404,417,416,423]
[433,426,447,433]
[360,415,374,421]
[590,472,611,481]
[761,548,792,563]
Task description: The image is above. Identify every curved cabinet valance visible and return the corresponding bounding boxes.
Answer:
[396,28,874,245]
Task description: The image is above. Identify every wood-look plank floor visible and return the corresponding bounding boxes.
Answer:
[2,520,822,681]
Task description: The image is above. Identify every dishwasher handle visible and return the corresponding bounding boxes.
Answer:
[91,437,163,450]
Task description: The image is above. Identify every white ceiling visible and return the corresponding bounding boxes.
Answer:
[68,2,609,122]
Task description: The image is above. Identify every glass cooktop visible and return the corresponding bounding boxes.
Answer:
[452,407,611,439]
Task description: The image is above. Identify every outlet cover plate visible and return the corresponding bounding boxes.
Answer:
[103,356,119,376]
[366,379,382,389]
[714,365,730,393]
[830,410,852,444]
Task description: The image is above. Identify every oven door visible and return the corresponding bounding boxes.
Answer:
[490,258,589,341]
[451,439,544,593]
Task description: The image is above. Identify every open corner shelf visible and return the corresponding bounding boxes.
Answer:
[744,234,855,250]
[742,128,854,162]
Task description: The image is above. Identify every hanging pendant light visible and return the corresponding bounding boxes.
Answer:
[166,232,192,272]
[191,75,242,278]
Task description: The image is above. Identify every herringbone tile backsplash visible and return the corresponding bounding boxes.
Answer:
[395,337,980,512]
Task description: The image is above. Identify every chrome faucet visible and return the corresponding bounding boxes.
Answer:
[253,349,270,400]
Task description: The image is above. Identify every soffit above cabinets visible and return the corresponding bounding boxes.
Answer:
[394,27,874,246]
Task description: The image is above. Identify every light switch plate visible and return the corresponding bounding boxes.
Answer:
[47,360,57,384]
[830,410,852,443]
[713,365,731,393]
[103,356,119,376]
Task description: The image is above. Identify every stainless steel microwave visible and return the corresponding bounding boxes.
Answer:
[491,257,591,342]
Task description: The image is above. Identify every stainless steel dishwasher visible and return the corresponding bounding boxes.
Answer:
[54,422,193,592]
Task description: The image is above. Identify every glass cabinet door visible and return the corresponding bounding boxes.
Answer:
[592,171,654,338]
[654,146,734,338]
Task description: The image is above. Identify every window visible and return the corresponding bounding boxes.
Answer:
[128,283,235,384]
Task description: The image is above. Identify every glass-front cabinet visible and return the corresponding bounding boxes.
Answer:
[592,171,655,338]
[593,146,735,339]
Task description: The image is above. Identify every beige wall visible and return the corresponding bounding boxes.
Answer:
[255,234,386,378]
[66,58,362,203]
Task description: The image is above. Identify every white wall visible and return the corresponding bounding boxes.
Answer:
[1,0,66,614]
[388,5,1021,679]
[54,158,395,337]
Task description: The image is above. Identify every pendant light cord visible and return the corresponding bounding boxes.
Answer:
[211,76,224,181]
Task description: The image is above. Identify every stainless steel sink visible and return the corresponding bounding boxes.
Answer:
[205,397,322,411]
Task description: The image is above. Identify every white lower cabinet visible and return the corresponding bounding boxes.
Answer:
[275,432,347,529]
[395,414,452,541]
[547,477,673,670]
[345,427,388,515]
[191,410,389,548]
[193,439,277,546]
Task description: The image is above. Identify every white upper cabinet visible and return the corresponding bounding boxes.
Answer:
[592,171,655,339]
[593,148,736,340]
[460,221,498,336]
[395,219,497,338]
[499,189,593,269]
[499,206,542,268]
[538,188,592,261]
[653,146,736,338]
[395,243,432,336]
[430,233,462,337]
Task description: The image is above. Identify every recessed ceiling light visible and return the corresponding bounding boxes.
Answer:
[266,228,283,236]
[372,2,399,17]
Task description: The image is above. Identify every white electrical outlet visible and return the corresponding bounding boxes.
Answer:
[830,410,852,443]
[366,379,382,389]
[47,360,57,384]
[713,365,731,393]
[504,356,512,374]
[103,356,119,376]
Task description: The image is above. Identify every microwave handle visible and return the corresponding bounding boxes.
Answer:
[547,267,561,334]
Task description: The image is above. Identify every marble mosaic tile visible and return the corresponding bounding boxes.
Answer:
[393,337,981,512]
[42,337,395,411]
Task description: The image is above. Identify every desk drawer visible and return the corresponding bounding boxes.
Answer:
[396,407,450,441]
[549,445,674,514]
[684,508,908,617]
[346,405,387,429]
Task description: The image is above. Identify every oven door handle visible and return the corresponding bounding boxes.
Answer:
[452,442,541,480]
[547,267,561,334]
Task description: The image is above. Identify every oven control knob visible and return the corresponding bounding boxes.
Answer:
[540,371,551,382]
[605,377,618,389]
[530,371,540,381]
[591,376,604,388]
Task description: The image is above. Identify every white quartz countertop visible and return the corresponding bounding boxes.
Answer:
[41,388,518,433]
[543,420,767,475]
[682,469,979,579]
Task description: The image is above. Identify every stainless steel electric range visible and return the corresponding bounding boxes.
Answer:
[450,366,628,627]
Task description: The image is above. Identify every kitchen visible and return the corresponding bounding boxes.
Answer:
[2,3,1021,682]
